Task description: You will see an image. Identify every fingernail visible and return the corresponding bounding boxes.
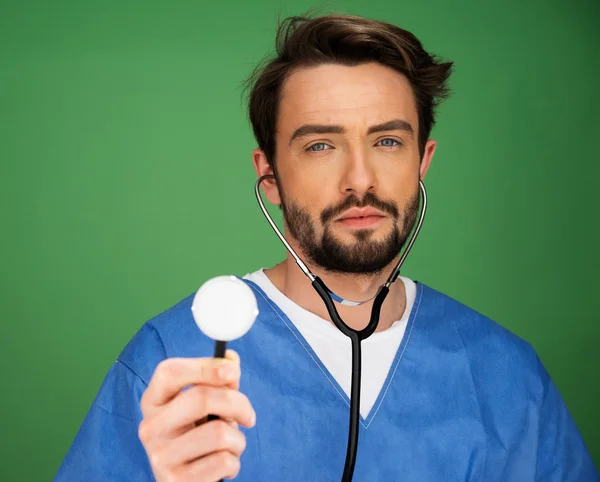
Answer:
[250,411,256,426]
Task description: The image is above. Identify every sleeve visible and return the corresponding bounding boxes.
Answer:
[55,321,170,481]
[54,360,155,481]
[535,356,600,481]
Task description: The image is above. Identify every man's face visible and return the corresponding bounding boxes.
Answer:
[273,62,428,275]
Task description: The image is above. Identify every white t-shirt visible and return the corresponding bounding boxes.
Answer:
[243,269,416,418]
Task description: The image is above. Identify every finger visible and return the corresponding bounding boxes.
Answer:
[191,352,241,427]
[141,357,240,415]
[225,349,240,365]
[151,385,255,439]
[181,450,241,482]
[155,420,246,468]
[224,350,241,390]
[194,418,238,430]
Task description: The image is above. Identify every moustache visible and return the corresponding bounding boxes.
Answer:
[320,192,400,224]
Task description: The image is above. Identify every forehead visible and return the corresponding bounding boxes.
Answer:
[278,62,418,134]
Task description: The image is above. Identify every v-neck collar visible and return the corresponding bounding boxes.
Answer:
[243,278,424,428]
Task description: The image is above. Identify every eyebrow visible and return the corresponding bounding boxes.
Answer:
[289,118,414,145]
[367,119,414,136]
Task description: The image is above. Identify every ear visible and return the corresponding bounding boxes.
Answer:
[419,139,437,180]
[252,148,281,205]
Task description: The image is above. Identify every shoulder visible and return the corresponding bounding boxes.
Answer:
[116,291,214,384]
[417,283,545,393]
[418,282,535,354]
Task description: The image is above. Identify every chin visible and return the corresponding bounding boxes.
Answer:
[341,227,388,242]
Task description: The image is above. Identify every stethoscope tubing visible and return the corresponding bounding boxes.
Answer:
[254,175,428,481]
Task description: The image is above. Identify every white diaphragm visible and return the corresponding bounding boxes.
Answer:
[191,276,259,341]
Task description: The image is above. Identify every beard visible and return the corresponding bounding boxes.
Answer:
[280,187,421,275]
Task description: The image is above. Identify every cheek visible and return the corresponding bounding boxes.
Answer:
[281,165,329,211]
[378,162,420,201]
[300,191,328,225]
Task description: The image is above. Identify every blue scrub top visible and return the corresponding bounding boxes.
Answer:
[56,281,599,481]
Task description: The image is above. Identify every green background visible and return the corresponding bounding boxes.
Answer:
[1,0,598,479]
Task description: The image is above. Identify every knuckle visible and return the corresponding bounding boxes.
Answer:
[220,388,232,406]
[192,385,209,413]
[235,390,249,407]
[139,389,149,413]
[238,393,254,416]
[156,359,179,382]
[163,471,180,482]
[197,361,211,382]
[219,451,240,475]
[225,387,240,406]
[138,420,150,444]
[153,361,168,386]
[239,432,247,453]
[148,448,164,468]
[212,421,229,448]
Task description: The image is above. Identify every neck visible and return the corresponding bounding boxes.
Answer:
[264,255,406,332]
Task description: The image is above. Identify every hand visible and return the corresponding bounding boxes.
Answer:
[138,350,256,481]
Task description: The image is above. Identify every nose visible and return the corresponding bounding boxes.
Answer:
[338,146,377,197]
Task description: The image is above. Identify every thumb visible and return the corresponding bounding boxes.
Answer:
[224,349,241,390]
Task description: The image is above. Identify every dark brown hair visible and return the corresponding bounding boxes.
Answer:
[245,13,454,167]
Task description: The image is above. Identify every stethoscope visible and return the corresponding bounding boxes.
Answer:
[191,174,427,482]
[255,174,428,481]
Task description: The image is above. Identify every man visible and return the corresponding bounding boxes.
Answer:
[56,13,598,481]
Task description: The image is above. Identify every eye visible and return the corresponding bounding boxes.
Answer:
[376,138,401,148]
[306,142,332,152]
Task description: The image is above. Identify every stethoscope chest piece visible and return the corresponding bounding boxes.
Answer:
[191,275,259,342]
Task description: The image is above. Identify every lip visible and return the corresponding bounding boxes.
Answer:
[336,207,386,221]
[337,216,386,229]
